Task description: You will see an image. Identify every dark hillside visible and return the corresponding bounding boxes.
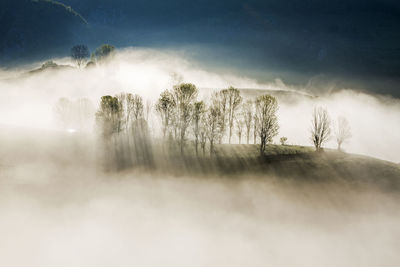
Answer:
[0,126,398,192]
[158,144,400,191]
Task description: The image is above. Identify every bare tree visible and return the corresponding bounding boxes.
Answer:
[226,87,242,144]
[71,45,90,68]
[205,98,222,157]
[310,107,331,152]
[334,116,351,151]
[156,90,175,139]
[199,116,208,157]
[97,93,152,169]
[172,83,198,154]
[236,117,244,144]
[96,96,124,140]
[192,101,206,156]
[215,89,229,143]
[253,113,258,145]
[132,94,144,121]
[242,100,253,144]
[116,93,128,131]
[256,94,279,155]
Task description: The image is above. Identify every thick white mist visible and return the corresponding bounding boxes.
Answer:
[0,47,399,162]
[0,172,399,267]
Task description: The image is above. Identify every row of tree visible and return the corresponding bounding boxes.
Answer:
[69,43,352,154]
[54,84,352,169]
[154,85,280,156]
[311,107,352,152]
[93,83,351,160]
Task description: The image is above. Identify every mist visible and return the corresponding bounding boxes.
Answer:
[0,47,400,267]
[0,157,399,267]
[0,48,399,162]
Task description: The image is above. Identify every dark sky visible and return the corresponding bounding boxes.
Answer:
[1,0,400,96]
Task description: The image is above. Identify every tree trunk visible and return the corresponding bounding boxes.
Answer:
[195,137,198,156]
[229,125,232,144]
[260,139,265,156]
[180,141,184,155]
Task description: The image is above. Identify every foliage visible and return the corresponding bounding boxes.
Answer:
[225,87,242,144]
[92,44,116,63]
[156,89,175,139]
[42,60,58,69]
[205,100,222,156]
[172,83,198,154]
[96,95,123,139]
[214,89,229,143]
[280,136,288,145]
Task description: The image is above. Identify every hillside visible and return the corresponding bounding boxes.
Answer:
[158,143,400,191]
[0,126,399,192]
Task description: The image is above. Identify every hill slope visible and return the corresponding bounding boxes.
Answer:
[0,126,399,192]
[158,143,400,191]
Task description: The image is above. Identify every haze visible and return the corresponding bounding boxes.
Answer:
[1,2,400,264]
[1,48,399,162]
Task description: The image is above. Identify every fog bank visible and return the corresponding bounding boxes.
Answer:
[0,169,399,267]
[0,48,399,162]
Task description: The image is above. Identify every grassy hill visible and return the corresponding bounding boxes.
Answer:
[0,126,399,192]
[158,143,400,191]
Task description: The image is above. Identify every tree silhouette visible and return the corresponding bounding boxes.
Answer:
[71,45,89,68]
[310,107,331,152]
[242,100,253,144]
[192,101,206,156]
[334,116,351,151]
[92,44,115,63]
[156,90,175,140]
[172,83,198,154]
[226,87,242,144]
[255,94,279,155]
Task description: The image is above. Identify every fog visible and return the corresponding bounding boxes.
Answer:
[0,47,399,266]
[0,48,399,162]
[0,153,399,267]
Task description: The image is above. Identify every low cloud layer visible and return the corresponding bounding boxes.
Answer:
[0,48,399,162]
[0,170,399,267]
